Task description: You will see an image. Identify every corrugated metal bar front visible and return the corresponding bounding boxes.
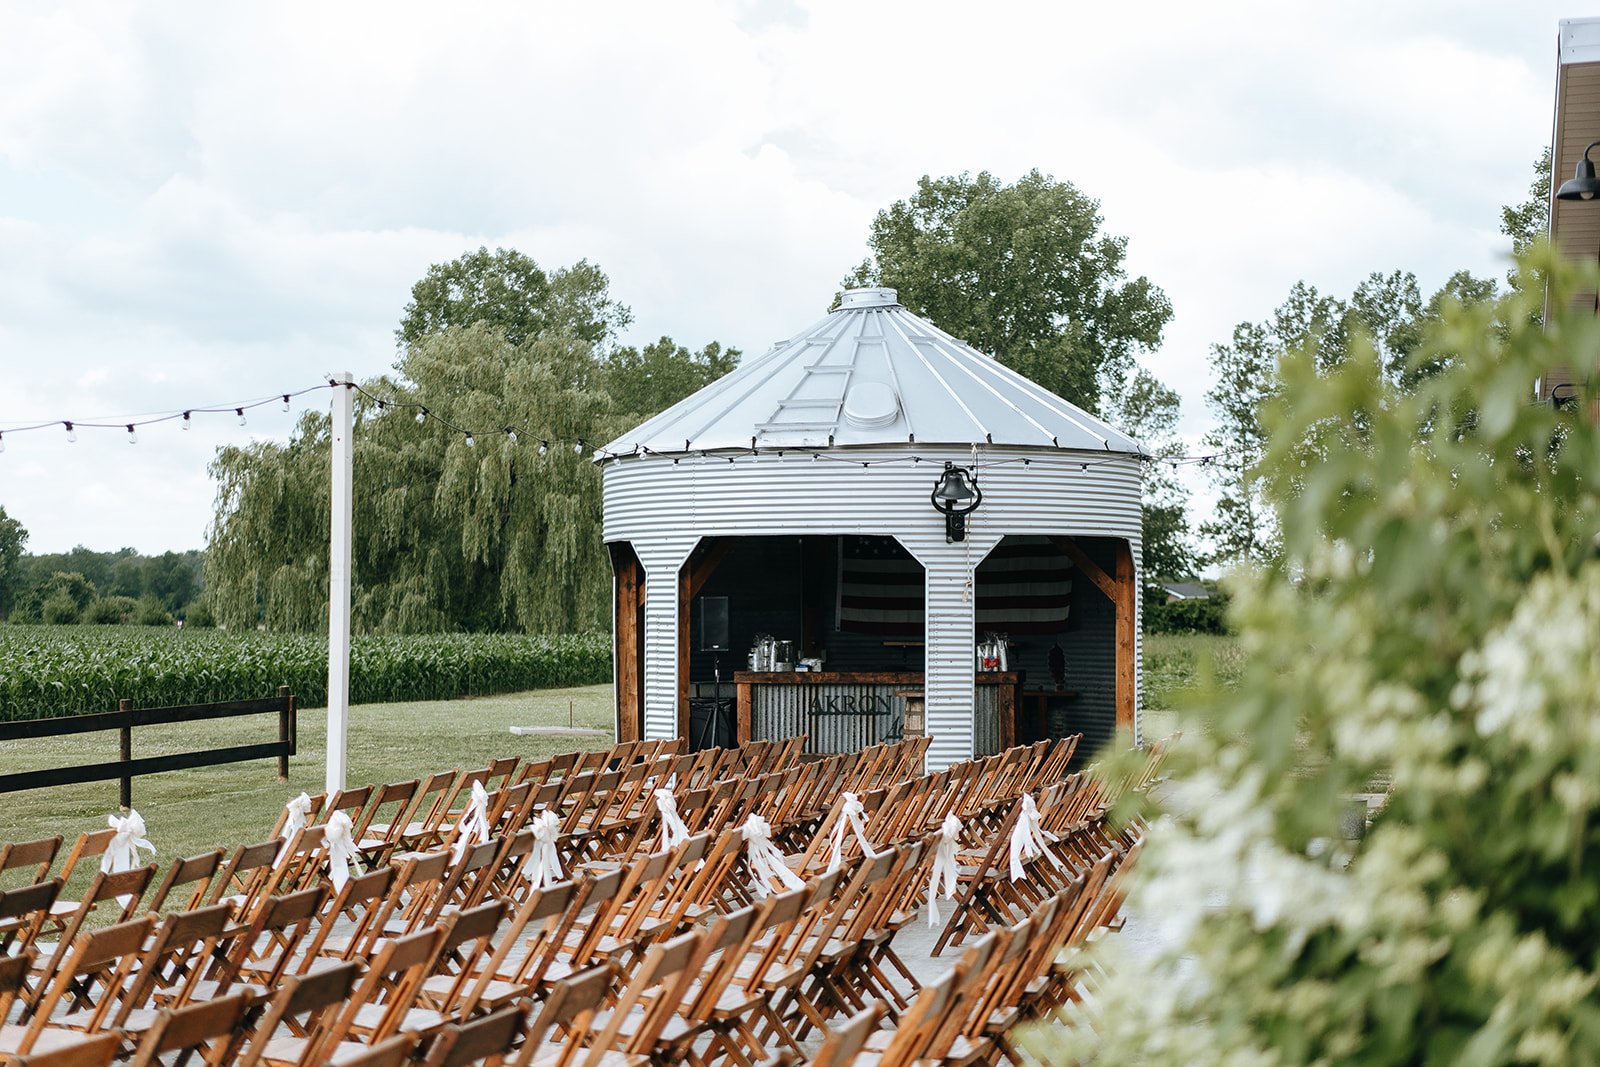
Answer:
[750,681,902,754]
[974,684,1001,756]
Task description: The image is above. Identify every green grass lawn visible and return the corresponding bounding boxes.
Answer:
[0,685,616,898]
[0,633,1238,906]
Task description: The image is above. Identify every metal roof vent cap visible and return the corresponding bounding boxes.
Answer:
[843,381,901,428]
[835,287,900,310]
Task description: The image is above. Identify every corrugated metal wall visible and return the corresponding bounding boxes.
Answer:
[602,446,1142,769]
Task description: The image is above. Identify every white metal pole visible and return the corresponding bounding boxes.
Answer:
[326,371,354,794]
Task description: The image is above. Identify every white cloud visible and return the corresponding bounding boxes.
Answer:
[0,0,1577,553]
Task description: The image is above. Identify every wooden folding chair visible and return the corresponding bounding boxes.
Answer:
[509,964,616,1067]
[34,865,156,970]
[69,903,236,1038]
[295,865,398,967]
[282,926,448,1064]
[206,839,283,921]
[126,990,256,1067]
[371,769,456,852]
[0,879,61,959]
[3,916,154,1054]
[352,779,420,865]
[233,961,360,1067]
[409,900,509,1023]
[0,836,62,892]
[143,850,226,915]
[371,849,454,938]
[809,1002,886,1067]
[581,930,711,1065]
[206,885,327,995]
[0,950,36,1034]
[447,880,585,1017]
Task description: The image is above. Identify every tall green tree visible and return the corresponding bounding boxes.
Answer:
[397,246,632,351]
[843,170,1172,414]
[0,506,27,618]
[1200,321,1280,566]
[1102,369,1198,579]
[209,249,734,633]
[1502,146,1552,266]
[1044,244,1600,1067]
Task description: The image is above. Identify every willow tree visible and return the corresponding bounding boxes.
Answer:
[207,251,734,634]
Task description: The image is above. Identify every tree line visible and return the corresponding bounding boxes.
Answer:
[6,159,1549,633]
[0,522,207,627]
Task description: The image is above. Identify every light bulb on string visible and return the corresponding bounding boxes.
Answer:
[574,440,585,454]
[416,407,428,425]
[280,395,291,412]
[64,421,76,443]
[537,441,548,456]
[0,433,6,454]
[505,427,518,445]
[464,432,475,448]
[182,411,191,430]
[236,408,247,427]
[126,425,137,445]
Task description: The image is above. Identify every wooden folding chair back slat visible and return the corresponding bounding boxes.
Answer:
[207,839,283,919]
[417,1003,528,1067]
[0,836,62,891]
[126,989,255,1067]
[0,949,35,1032]
[5,1029,121,1067]
[0,878,61,958]
[43,865,156,964]
[144,849,226,915]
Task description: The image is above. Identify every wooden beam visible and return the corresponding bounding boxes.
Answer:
[1114,539,1137,738]
[685,537,732,602]
[1051,536,1117,602]
[607,543,643,743]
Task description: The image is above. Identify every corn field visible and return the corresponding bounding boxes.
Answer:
[0,625,611,722]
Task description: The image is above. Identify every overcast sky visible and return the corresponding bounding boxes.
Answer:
[0,1,1572,555]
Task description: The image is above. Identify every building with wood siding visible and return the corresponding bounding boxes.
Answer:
[1543,17,1600,402]
[598,287,1146,771]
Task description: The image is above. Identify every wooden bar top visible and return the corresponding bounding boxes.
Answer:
[733,671,1021,686]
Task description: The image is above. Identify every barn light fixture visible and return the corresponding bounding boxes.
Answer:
[1558,141,1600,201]
[931,462,981,543]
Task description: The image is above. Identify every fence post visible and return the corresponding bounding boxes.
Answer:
[118,698,132,810]
[277,685,292,780]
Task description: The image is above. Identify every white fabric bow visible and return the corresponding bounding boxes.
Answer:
[655,789,690,852]
[276,792,313,865]
[826,792,879,873]
[101,809,155,874]
[452,781,491,862]
[927,813,963,927]
[324,810,363,893]
[1007,793,1058,882]
[523,809,564,889]
[741,814,805,898]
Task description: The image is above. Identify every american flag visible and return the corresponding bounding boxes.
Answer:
[836,535,1072,636]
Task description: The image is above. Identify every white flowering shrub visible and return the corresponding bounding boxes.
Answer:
[1038,250,1600,1066]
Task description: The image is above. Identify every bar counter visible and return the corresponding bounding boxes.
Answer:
[733,671,1020,755]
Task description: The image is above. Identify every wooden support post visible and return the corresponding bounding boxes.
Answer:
[609,543,644,743]
[1114,539,1137,738]
[118,698,132,810]
[736,681,752,746]
[277,685,292,780]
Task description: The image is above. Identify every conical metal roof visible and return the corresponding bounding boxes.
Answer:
[603,287,1147,456]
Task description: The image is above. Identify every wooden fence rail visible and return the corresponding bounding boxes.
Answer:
[0,686,296,807]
